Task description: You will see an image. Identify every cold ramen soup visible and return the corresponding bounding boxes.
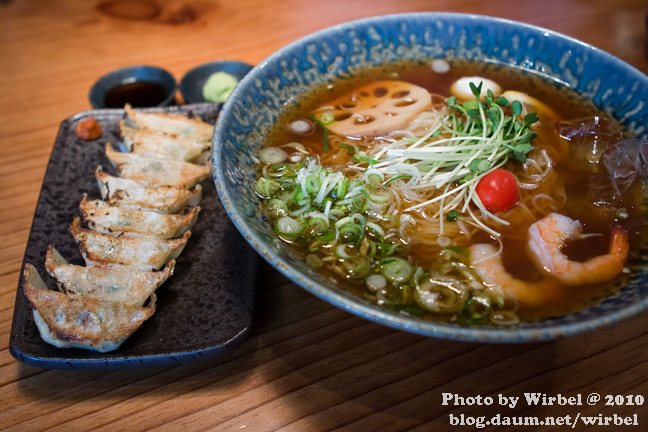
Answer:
[254,60,648,324]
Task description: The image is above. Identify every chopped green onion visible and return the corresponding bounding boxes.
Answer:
[366,221,385,238]
[335,243,358,259]
[339,223,364,243]
[260,147,288,165]
[380,257,412,284]
[307,217,328,232]
[318,111,335,125]
[255,177,280,198]
[460,295,491,323]
[323,128,329,153]
[315,228,336,242]
[274,216,305,238]
[339,143,357,155]
[356,155,378,165]
[267,198,288,217]
[383,174,412,185]
[342,255,370,276]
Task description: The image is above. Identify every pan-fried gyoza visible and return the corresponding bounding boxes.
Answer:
[45,246,174,306]
[118,122,210,163]
[24,263,157,353]
[124,105,213,142]
[105,143,211,189]
[23,107,213,352]
[70,217,191,270]
[80,195,199,239]
[96,167,202,213]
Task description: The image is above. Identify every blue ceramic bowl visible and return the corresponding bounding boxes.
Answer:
[89,65,176,109]
[179,60,254,104]
[213,13,648,342]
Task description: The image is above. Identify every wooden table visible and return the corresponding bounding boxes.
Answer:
[1,1,647,430]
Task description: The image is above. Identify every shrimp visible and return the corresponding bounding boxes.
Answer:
[469,244,560,305]
[527,213,629,285]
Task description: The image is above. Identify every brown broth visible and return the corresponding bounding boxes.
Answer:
[264,60,648,323]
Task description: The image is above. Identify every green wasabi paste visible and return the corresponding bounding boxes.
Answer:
[202,72,238,102]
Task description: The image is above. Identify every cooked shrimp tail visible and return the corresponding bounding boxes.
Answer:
[527,213,629,286]
[610,226,630,258]
[469,244,560,306]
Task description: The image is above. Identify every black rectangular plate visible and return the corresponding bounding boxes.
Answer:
[9,103,257,370]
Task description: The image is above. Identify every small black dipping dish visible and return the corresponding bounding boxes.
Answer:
[89,65,177,109]
[180,60,254,104]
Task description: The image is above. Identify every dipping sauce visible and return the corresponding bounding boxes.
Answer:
[104,81,170,108]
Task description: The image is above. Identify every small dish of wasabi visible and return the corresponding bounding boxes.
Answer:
[180,60,254,104]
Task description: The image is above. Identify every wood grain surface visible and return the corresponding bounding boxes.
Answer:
[1,0,647,431]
